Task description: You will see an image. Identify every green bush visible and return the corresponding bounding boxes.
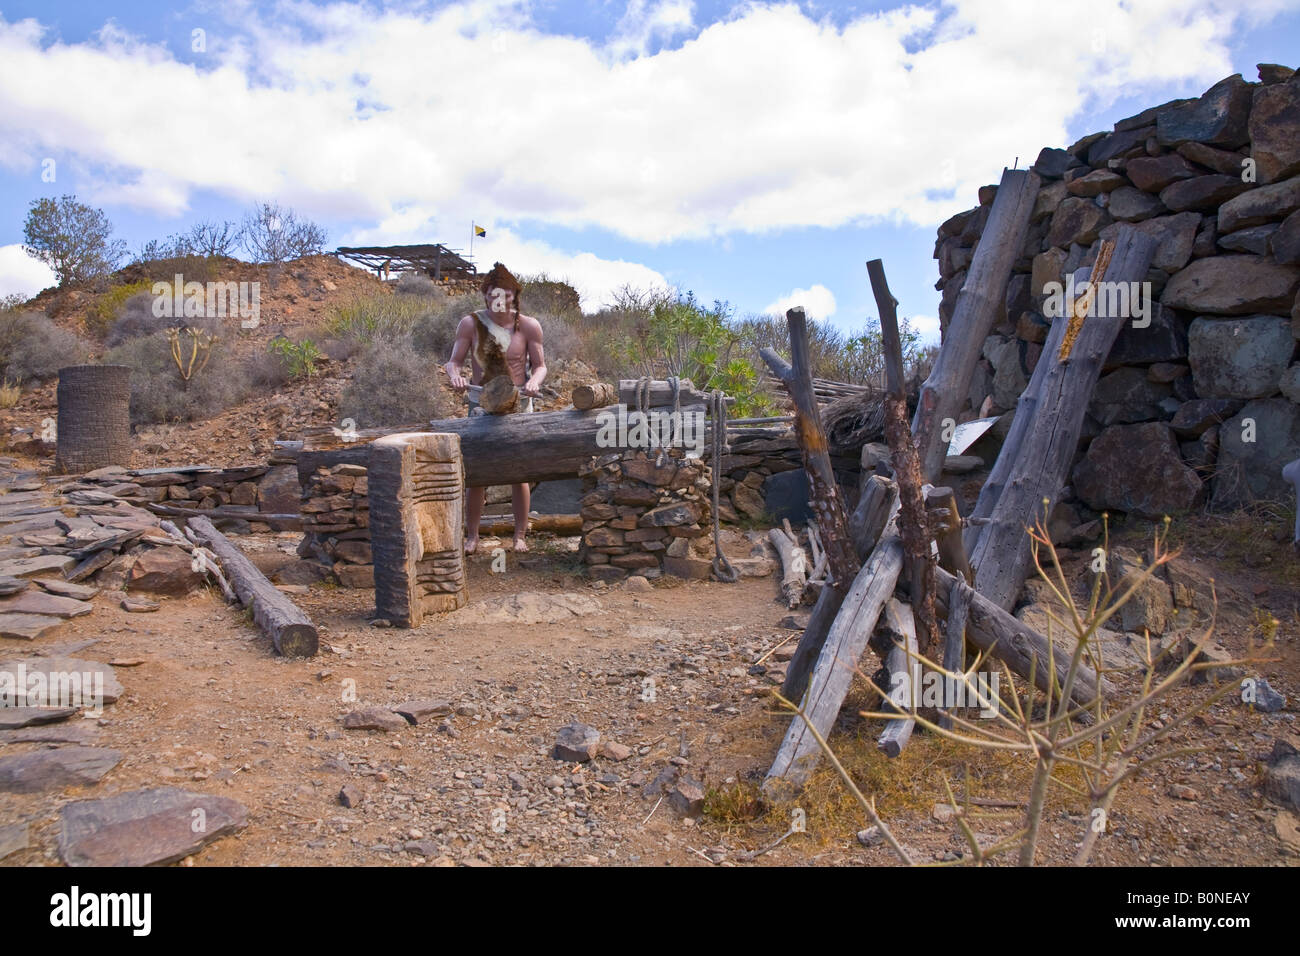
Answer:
[267,337,323,379]
[102,331,249,424]
[338,333,442,428]
[0,311,90,383]
[89,280,154,336]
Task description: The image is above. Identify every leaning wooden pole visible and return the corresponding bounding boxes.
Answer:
[970,226,1159,611]
[188,515,319,657]
[912,168,1041,483]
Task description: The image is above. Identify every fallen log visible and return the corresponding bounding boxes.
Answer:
[912,168,1041,483]
[969,226,1159,611]
[618,378,723,408]
[477,514,581,536]
[877,598,920,758]
[768,526,808,609]
[572,383,617,410]
[187,515,319,657]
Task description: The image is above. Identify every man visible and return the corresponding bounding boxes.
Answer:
[444,262,547,553]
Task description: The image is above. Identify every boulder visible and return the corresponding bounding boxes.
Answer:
[553,722,601,762]
[0,747,122,794]
[1088,368,1172,426]
[1187,314,1294,399]
[1105,302,1187,367]
[1047,198,1112,248]
[1212,398,1300,507]
[1169,398,1245,437]
[1162,256,1300,315]
[1072,423,1203,517]
[1177,141,1248,176]
[1088,127,1154,166]
[256,465,301,517]
[1281,364,1300,403]
[1032,180,1070,221]
[1248,73,1300,184]
[1217,174,1300,233]
[1155,74,1253,148]
[58,787,248,867]
[1126,153,1200,193]
[1108,186,1167,222]
[1066,169,1127,197]
[1158,174,1249,212]
[1031,247,1067,297]
[1272,209,1300,265]
[1031,146,1084,180]
[1100,212,1200,273]
[1216,223,1279,255]
[127,545,203,595]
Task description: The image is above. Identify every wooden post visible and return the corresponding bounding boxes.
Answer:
[877,599,920,758]
[969,226,1158,611]
[912,168,1041,483]
[768,526,808,609]
[188,515,319,657]
[369,432,468,627]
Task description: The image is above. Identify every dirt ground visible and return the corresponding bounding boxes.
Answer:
[2,522,1297,868]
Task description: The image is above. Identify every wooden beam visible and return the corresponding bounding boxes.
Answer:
[877,598,920,758]
[912,168,1041,483]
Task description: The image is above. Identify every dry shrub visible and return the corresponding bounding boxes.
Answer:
[102,328,249,424]
[0,311,90,383]
[394,272,438,296]
[104,291,188,347]
[338,333,442,428]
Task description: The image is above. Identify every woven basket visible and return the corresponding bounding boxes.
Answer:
[55,364,132,474]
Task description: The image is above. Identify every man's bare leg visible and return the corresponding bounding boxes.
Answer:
[465,486,486,553]
[511,482,530,551]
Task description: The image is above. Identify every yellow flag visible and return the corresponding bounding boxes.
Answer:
[474,224,486,238]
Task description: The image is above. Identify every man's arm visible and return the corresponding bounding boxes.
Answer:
[444,315,476,391]
[522,317,547,396]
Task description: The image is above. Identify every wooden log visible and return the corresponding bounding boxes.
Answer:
[849,475,898,563]
[969,226,1158,611]
[759,308,861,590]
[765,515,904,793]
[933,565,1104,707]
[925,486,971,584]
[187,515,319,657]
[369,432,468,627]
[939,576,972,730]
[618,378,721,408]
[572,383,617,410]
[877,599,920,758]
[768,527,808,609]
[912,168,1042,483]
[778,582,846,704]
[477,514,581,536]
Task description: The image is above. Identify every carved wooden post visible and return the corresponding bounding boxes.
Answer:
[369,433,468,626]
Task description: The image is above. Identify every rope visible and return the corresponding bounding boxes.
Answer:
[710,388,738,584]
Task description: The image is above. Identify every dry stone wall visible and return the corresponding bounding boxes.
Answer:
[935,65,1300,524]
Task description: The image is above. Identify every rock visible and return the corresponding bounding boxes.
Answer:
[1168,784,1200,801]
[58,786,248,866]
[587,565,628,583]
[1169,398,1244,437]
[1162,556,1218,610]
[1265,746,1300,810]
[1217,174,1300,233]
[1159,174,1249,212]
[391,699,453,724]
[600,741,633,761]
[0,555,76,579]
[1107,186,1167,222]
[471,591,602,624]
[0,706,77,729]
[0,587,94,620]
[1163,256,1300,315]
[339,784,363,808]
[3,723,99,745]
[1187,315,1293,399]
[1031,147,1084,180]
[1088,127,1153,166]
[0,613,64,640]
[1276,811,1300,855]
[1047,197,1112,248]
[1248,74,1300,184]
[1066,169,1126,197]
[0,655,123,704]
[127,545,203,595]
[1088,368,1171,425]
[342,707,407,732]
[1281,365,1300,403]
[1126,153,1200,193]
[932,802,956,823]
[731,480,766,519]
[256,465,301,517]
[856,826,883,847]
[1104,303,1188,368]
[1104,212,1202,274]
[121,597,159,612]
[1155,74,1253,148]
[0,575,27,596]
[271,560,331,585]
[1114,568,1174,635]
[621,456,678,487]
[1072,423,1202,517]
[0,746,122,793]
[623,575,653,593]
[1273,209,1300,265]
[0,822,28,861]
[1247,677,1286,713]
[1214,399,1300,507]
[333,540,371,565]
[668,776,706,815]
[638,501,703,528]
[1258,63,1296,84]
[32,578,99,600]
[65,549,114,583]
[553,722,601,762]
[1218,223,1280,254]
[332,563,374,589]
[1176,141,1246,175]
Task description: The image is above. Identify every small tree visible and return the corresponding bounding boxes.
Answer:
[22,195,128,285]
[185,219,242,258]
[241,201,327,264]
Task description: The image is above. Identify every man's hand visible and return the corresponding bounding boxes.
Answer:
[446,366,468,392]
[521,377,542,398]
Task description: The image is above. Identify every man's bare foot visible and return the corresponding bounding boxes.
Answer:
[464,536,478,554]
[513,535,528,552]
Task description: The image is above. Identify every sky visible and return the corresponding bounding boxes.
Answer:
[1,0,1299,344]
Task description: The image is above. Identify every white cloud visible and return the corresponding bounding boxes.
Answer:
[909,313,941,345]
[0,0,1291,246]
[0,244,57,301]
[763,283,837,321]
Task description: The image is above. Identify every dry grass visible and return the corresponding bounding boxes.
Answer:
[0,378,20,408]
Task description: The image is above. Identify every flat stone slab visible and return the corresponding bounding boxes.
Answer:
[58,786,249,866]
[0,705,78,729]
[0,822,28,860]
[0,555,76,579]
[469,592,603,625]
[342,707,408,732]
[0,576,30,596]
[0,746,122,793]
[2,723,99,745]
[391,699,453,724]
[33,578,99,600]
[0,591,94,618]
[0,613,65,640]
[0,656,123,705]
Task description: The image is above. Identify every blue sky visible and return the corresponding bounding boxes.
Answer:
[2,0,1299,343]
